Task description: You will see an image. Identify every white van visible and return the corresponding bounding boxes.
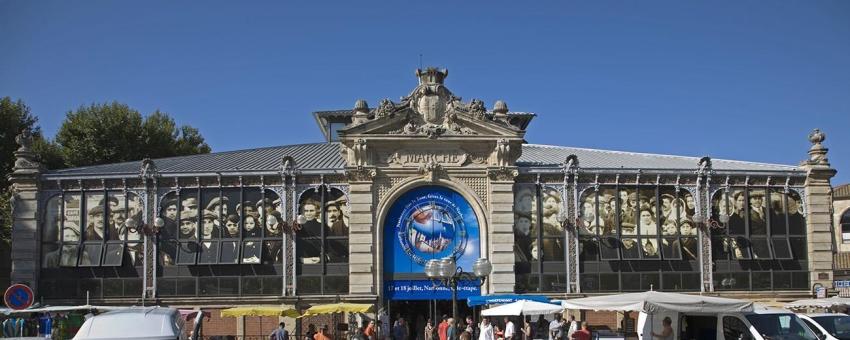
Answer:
[72,307,189,340]
[639,307,819,340]
[797,313,850,340]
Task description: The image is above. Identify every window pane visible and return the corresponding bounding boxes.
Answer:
[641,273,660,291]
[515,273,539,293]
[85,193,105,241]
[682,273,701,290]
[103,280,122,297]
[580,274,599,292]
[79,244,102,266]
[792,272,809,289]
[711,237,728,260]
[542,238,564,261]
[198,241,219,264]
[748,189,767,235]
[579,238,598,261]
[730,237,751,260]
[125,193,143,242]
[598,188,617,236]
[642,239,659,259]
[579,191,599,236]
[264,240,284,264]
[220,241,239,264]
[620,188,638,236]
[774,272,792,290]
[752,272,771,290]
[790,237,807,260]
[242,277,261,295]
[787,192,805,235]
[599,273,619,292]
[621,273,640,291]
[514,212,534,262]
[542,274,566,292]
[325,276,348,294]
[60,245,79,267]
[541,187,564,237]
[199,277,218,296]
[64,194,82,242]
[79,279,101,299]
[658,188,676,234]
[621,238,640,259]
[127,242,143,267]
[297,188,323,264]
[177,241,197,265]
[599,237,619,260]
[102,243,124,266]
[106,192,125,241]
[681,237,698,261]
[221,189,240,238]
[179,194,198,239]
[772,238,792,259]
[219,277,239,295]
[729,190,747,235]
[769,189,788,235]
[325,188,348,236]
[262,277,283,295]
[298,276,321,294]
[661,238,681,260]
[750,238,771,259]
[124,279,142,298]
[43,196,61,244]
[324,239,347,263]
[662,273,682,291]
[176,278,196,296]
[242,241,261,264]
[156,279,176,297]
[42,243,61,268]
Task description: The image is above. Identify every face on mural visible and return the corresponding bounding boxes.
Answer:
[514,216,531,236]
[303,203,318,221]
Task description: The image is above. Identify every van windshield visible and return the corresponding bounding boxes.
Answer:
[745,314,818,340]
[811,315,850,340]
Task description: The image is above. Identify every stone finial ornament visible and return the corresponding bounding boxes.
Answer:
[140,158,159,179]
[351,99,370,126]
[415,67,448,85]
[12,128,40,172]
[806,128,830,166]
[493,100,509,121]
[375,98,396,118]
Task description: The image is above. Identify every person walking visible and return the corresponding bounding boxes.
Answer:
[548,315,563,340]
[270,322,289,340]
[424,318,435,340]
[446,319,457,340]
[521,320,532,340]
[365,321,377,340]
[565,316,577,340]
[438,316,449,340]
[314,325,332,340]
[394,318,410,340]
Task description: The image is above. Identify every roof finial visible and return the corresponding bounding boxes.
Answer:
[493,100,509,121]
[351,99,370,126]
[806,128,830,166]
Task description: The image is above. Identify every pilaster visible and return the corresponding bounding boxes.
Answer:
[347,168,378,295]
[7,129,43,290]
[487,167,518,294]
[800,129,838,289]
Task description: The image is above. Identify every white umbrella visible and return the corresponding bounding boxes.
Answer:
[481,300,563,316]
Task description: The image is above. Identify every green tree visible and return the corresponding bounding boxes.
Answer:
[56,102,210,167]
[0,97,63,243]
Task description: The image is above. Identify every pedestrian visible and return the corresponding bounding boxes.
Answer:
[548,315,562,340]
[394,318,410,340]
[314,325,332,340]
[365,320,377,340]
[478,318,494,340]
[521,320,532,340]
[424,318,435,340]
[447,318,456,340]
[306,324,317,340]
[565,316,577,340]
[570,323,590,340]
[438,315,449,340]
[270,322,289,340]
[503,317,515,340]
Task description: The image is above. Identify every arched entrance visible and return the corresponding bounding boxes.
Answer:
[382,185,482,334]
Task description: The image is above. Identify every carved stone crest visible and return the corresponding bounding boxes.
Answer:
[419,161,443,182]
[345,167,377,182]
[487,167,519,181]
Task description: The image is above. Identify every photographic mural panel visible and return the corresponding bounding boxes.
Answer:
[296,186,349,295]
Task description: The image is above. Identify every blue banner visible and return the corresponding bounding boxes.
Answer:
[385,280,482,300]
[466,294,553,307]
[383,186,481,300]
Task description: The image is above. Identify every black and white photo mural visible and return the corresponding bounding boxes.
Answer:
[513,184,567,293]
[295,186,349,294]
[711,188,808,290]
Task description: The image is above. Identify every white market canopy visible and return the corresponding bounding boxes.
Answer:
[481,300,564,316]
[2,304,130,315]
[785,296,850,309]
[561,291,754,314]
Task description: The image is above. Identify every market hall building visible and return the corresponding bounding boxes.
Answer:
[7,68,839,335]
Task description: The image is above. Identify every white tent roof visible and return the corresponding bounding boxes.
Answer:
[561,291,754,314]
[785,296,850,309]
[481,300,564,316]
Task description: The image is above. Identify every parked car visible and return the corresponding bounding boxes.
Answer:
[72,307,189,340]
[798,313,850,340]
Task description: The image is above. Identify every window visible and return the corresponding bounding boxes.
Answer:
[577,184,700,293]
[723,316,751,340]
[295,186,349,294]
[841,209,850,242]
[42,191,143,268]
[513,184,566,293]
[158,187,282,266]
[711,188,808,291]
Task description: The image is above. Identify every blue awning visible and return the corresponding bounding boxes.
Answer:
[467,294,552,307]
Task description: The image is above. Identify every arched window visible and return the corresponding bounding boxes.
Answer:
[841,208,850,242]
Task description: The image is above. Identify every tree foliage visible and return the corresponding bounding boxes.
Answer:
[56,102,211,167]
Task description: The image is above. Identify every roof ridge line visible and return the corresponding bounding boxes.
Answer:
[523,144,797,168]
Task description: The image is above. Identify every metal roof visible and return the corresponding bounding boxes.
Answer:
[45,142,802,178]
[517,144,801,172]
[835,184,850,199]
[46,142,345,177]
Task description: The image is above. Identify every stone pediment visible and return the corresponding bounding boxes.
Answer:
[338,68,528,140]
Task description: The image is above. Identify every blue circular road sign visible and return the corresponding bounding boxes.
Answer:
[4,284,34,310]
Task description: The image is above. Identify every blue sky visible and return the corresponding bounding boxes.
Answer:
[2,1,848,184]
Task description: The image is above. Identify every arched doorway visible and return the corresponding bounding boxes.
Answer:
[382,185,482,335]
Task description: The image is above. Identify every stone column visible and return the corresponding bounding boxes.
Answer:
[487,168,518,294]
[800,129,837,289]
[347,168,378,295]
[7,129,43,289]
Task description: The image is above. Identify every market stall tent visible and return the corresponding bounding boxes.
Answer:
[480,300,563,316]
[560,291,754,314]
